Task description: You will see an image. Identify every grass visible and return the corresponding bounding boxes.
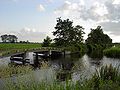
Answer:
[0,43,41,57]
[2,64,120,90]
[0,64,33,78]
[103,46,120,58]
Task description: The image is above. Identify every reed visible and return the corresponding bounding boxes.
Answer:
[104,46,120,58]
[0,65,32,78]
[3,64,120,90]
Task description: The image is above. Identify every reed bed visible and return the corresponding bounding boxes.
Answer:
[104,46,120,58]
[0,65,33,78]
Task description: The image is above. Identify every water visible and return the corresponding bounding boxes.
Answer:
[0,52,120,89]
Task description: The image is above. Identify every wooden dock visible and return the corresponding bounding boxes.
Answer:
[10,48,65,65]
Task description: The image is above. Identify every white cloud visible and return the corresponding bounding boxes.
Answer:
[47,0,53,2]
[37,4,45,12]
[100,21,120,35]
[79,0,85,6]
[113,0,120,4]
[54,1,80,16]
[54,0,120,42]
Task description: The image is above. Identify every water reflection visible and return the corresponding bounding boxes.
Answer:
[87,51,103,60]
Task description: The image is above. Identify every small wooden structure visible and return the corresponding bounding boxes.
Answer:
[10,52,30,65]
[10,49,64,65]
[34,50,63,59]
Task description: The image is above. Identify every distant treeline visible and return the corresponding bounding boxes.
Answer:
[0,34,40,44]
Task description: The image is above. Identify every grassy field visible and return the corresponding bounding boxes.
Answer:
[0,43,41,57]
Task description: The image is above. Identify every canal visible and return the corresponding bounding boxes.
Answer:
[0,52,120,89]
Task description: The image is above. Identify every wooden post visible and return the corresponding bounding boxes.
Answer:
[63,50,65,57]
[49,50,52,56]
[34,52,39,67]
[22,52,26,65]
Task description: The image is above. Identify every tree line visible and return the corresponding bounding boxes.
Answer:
[0,18,112,45]
[0,34,30,43]
[42,18,112,47]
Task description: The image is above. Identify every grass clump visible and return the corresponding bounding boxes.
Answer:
[104,46,120,58]
[0,65,33,78]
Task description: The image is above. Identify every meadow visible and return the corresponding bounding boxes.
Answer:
[0,43,41,57]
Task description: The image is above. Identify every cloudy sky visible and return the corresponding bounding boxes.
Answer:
[0,0,120,42]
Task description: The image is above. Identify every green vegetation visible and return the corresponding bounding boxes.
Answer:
[85,26,112,55]
[86,44,104,52]
[53,18,85,47]
[104,46,120,58]
[0,43,41,57]
[42,36,52,47]
[3,64,120,90]
[1,34,18,43]
[85,26,112,45]
[85,64,120,90]
[0,65,32,78]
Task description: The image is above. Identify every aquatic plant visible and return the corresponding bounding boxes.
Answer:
[3,64,120,90]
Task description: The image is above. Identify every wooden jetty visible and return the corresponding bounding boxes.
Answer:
[10,47,65,65]
[34,50,63,59]
[10,52,31,65]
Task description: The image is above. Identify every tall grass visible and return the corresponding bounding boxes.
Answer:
[0,65,32,78]
[104,46,120,58]
[3,64,120,90]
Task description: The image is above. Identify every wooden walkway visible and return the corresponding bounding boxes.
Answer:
[9,47,65,64]
[0,47,64,58]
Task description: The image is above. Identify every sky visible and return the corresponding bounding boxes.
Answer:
[0,0,120,42]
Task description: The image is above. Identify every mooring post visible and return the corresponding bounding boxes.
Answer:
[49,50,52,56]
[34,52,39,67]
[35,52,38,60]
[23,51,26,65]
[63,49,65,57]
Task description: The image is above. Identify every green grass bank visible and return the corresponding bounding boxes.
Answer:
[104,46,120,58]
[0,43,41,57]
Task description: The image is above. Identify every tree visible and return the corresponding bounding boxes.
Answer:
[1,34,8,43]
[85,26,112,44]
[53,18,85,46]
[8,35,18,43]
[0,34,18,43]
[42,36,52,47]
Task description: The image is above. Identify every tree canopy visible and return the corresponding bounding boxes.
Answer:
[42,36,52,47]
[85,26,112,44]
[1,34,18,43]
[53,18,85,46]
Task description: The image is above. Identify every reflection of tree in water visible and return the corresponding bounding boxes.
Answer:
[56,55,79,81]
[87,51,103,67]
[72,56,86,73]
[87,51,103,60]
